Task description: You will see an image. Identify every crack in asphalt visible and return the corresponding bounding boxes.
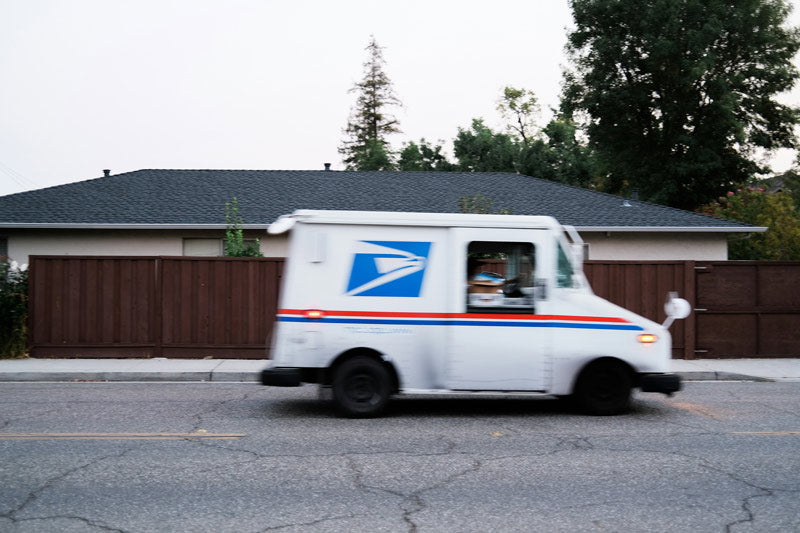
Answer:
[692,458,778,533]
[257,512,358,532]
[726,489,774,533]
[702,463,796,533]
[8,514,128,532]
[345,453,483,533]
[186,430,611,532]
[553,435,594,451]
[185,429,469,474]
[180,432,481,532]
[0,446,136,532]
[189,392,253,434]
[600,445,796,532]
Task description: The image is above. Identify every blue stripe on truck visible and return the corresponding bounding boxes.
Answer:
[277,316,644,331]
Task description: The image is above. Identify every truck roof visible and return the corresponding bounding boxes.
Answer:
[269,210,562,234]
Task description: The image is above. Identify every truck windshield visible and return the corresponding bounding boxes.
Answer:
[556,241,575,288]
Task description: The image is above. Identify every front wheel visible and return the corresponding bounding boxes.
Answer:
[574,360,632,416]
[332,356,391,418]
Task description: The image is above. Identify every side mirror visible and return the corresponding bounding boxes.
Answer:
[663,292,691,328]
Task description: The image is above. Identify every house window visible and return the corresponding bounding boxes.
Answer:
[466,241,535,313]
[0,237,7,263]
[183,238,223,257]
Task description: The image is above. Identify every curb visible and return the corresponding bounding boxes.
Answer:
[675,371,771,382]
[0,372,263,383]
[0,371,770,383]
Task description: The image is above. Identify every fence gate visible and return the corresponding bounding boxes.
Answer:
[693,262,800,358]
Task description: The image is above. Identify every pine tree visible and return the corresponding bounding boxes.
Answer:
[339,36,402,170]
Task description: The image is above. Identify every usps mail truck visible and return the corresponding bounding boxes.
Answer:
[261,210,688,417]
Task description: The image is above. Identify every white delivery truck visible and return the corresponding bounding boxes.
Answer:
[261,210,689,417]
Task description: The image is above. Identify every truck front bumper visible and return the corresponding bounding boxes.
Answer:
[261,367,302,387]
[639,373,682,395]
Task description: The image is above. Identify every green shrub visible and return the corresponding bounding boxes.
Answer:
[699,188,800,260]
[225,198,263,257]
[0,261,29,358]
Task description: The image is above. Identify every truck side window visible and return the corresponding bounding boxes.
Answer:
[466,242,535,314]
[556,241,575,288]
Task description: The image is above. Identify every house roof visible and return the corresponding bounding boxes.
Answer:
[0,169,761,232]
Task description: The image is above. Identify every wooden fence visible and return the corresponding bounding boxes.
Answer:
[28,256,283,359]
[584,261,695,359]
[27,256,800,359]
[585,260,800,358]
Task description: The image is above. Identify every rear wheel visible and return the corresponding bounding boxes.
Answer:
[574,360,632,416]
[332,356,391,418]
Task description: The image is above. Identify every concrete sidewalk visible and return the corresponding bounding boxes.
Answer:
[0,358,265,383]
[1,357,799,383]
[670,358,800,382]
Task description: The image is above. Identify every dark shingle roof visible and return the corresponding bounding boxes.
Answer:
[0,169,756,230]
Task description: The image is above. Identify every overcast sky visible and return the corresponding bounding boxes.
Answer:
[2,0,799,197]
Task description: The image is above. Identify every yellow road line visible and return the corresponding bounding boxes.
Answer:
[733,431,800,436]
[0,432,245,440]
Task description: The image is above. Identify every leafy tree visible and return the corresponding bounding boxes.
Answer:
[397,139,456,171]
[458,193,512,214]
[339,36,402,170]
[451,115,596,188]
[563,0,800,210]
[764,168,800,207]
[517,116,596,188]
[0,261,28,358]
[225,198,263,257]
[497,86,540,146]
[453,119,517,172]
[452,87,597,187]
[699,188,800,259]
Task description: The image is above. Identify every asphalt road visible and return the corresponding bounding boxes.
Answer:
[1,382,798,532]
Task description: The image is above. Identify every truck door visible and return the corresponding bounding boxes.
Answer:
[446,228,550,391]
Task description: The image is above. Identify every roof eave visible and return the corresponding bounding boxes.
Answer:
[0,223,767,233]
[575,226,767,233]
[0,223,264,230]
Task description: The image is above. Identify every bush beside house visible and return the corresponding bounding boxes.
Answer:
[1,261,28,358]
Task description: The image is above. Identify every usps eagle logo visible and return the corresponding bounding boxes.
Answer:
[345,241,432,297]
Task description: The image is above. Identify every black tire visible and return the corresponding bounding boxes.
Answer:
[574,360,632,416]
[332,356,391,418]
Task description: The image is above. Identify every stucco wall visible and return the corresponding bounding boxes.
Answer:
[581,232,728,260]
[5,228,727,264]
[5,229,288,264]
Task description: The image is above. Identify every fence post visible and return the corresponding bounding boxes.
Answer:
[153,257,163,358]
[682,260,696,360]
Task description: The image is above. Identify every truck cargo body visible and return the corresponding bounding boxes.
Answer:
[262,210,683,416]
